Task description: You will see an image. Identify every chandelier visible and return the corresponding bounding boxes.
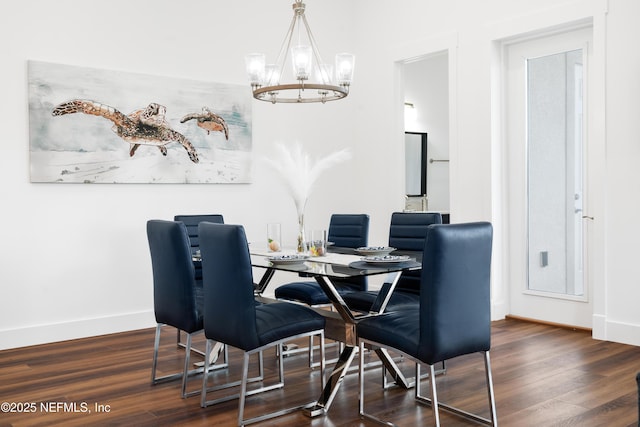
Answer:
[244,1,355,104]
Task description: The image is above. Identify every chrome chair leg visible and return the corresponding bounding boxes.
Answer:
[177,328,206,357]
[359,341,394,426]
[181,333,193,398]
[237,330,325,426]
[358,342,364,417]
[484,352,498,425]
[318,333,326,386]
[202,331,325,426]
[151,324,163,383]
[278,343,285,383]
[152,323,208,398]
[414,353,496,426]
[427,364,440,427]
[238,352,251,426]
[360,340,496,426]
[152,324,203,385]
[200,340,212,408]
[283,340,338,367]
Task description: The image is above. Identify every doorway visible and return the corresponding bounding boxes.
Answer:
[402,52,450,213]
[505,26,593,328]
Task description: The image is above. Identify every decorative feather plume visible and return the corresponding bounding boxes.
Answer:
[263,142,352,220]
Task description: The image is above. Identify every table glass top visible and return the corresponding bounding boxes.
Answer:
[250,246,422,279]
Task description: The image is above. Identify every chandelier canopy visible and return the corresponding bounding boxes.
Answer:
[245,1,355,104]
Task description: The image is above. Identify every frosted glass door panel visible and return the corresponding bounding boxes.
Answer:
[526,49,584,297]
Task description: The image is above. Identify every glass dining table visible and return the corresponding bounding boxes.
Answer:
[249,245,422,417]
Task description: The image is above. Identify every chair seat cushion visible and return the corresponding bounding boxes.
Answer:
[275,281,361,306]
[357,308,420,358]
[275,281,330,305]
[343,290,419,313]
[255,302,325,347]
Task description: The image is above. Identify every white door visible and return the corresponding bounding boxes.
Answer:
[505,27,593,328]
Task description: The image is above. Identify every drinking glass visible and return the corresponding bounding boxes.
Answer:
[267,223,281,252]
[308,229,327,257]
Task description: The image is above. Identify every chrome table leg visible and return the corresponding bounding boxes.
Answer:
[304,345,358,417]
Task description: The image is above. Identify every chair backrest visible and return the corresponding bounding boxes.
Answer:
[388,212,442,294]
[146,220,201,333]
[174,214,224,249]
[327,214,370,291]
[418,222,493,364]
[388,212,442,250]
[198,222,260,351]
[327,214,370,248]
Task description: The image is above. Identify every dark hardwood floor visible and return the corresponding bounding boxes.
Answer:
[1,318,639,426]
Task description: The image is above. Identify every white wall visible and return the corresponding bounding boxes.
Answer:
[599,0,640,345]
[2,0,640,349]
[0,0,361,350]
[352,0,640,346]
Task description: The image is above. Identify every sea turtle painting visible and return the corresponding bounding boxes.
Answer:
[180,106,229,140]
[51,99,199,163]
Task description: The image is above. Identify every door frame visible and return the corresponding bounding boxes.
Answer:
[491,9,606,332]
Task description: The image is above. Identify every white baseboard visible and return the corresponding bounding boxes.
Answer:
[0,311,155,351]
[4,310,638,351]
[601,318,640,347]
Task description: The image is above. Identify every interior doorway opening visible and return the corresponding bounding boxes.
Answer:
[402,52,450,214]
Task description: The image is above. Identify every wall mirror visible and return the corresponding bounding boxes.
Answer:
[405,131,427,196]
[404,131,428,211]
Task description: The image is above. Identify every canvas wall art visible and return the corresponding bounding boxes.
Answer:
[28,60,252,183]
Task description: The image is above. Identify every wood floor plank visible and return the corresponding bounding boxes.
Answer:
[498,398,587,427]
[0,319,638,426]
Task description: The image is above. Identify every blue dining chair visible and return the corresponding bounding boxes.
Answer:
[173,214,224,351]
[275,214,370,305]
[198,222,326,426]
[174,214,224,249]
[357,222,497,426]
[343,211,442,313]
[636,372,640,422]
[147,220,211,398]
[274,214,369,366]
[174,214,224,282]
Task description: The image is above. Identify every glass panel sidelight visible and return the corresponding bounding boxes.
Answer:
[526,49,584,297]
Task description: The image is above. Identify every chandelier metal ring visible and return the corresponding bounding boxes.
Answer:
[252,83,348,104]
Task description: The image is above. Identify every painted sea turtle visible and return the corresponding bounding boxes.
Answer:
[180,106,229,140]
[52,99,199,163]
